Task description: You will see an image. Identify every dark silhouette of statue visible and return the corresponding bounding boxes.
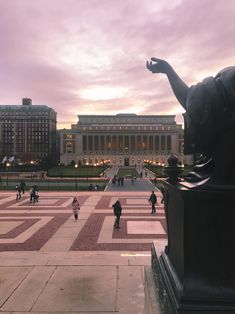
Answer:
[146,57,235,185]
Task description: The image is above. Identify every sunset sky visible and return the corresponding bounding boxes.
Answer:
[1,0,235,129]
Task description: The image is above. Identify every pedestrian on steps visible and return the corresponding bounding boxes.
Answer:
[149,190,157,214]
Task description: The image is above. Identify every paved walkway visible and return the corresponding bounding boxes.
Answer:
[106,177,157,192]
[0,188,165,313]
[105,166,158,192]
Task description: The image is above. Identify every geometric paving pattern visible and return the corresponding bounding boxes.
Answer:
[7,195,89,210]
[70,213,166,251]
[0,192,166,252]
[71,192,167,251]
[0,213,71,251]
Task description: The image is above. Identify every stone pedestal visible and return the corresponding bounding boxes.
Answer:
[152,182,235,313]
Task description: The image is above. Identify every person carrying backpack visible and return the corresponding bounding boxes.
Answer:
[112,200,122,228]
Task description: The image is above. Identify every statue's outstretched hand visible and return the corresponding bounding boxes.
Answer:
[146,57,171,74]
[146,57,189,109]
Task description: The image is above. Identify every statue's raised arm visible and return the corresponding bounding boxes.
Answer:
[146,58,189,110]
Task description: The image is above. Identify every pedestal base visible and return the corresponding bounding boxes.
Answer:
[151,183,235,313]
[152,243,235,313]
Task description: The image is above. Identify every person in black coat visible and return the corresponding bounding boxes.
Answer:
[112,200,122,228]
[149,191,157,214]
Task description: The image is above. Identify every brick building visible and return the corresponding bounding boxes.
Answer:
[0,98,57,163]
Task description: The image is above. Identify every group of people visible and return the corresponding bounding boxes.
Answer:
[71,196,123,227]
[139,171,148,178]
[112,175,125,186]
[15,182,39,203]
[88,183,99,191]
[112,172,149,186]
[72,196,122,226]
[112,189,164,228]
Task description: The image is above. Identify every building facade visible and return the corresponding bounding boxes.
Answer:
[0,98,57,163]
[60,114,192,166]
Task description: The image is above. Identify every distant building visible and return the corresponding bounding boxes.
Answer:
[60,113,192,166]
[0,98,57,163]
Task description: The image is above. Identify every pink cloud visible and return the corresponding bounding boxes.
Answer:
[0,0,235,128]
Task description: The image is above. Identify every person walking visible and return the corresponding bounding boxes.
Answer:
[34,189,39,203]
[16,185,22,201]
[160,186,167,205]
[112,200,122,228]
[131,174,134,184]
[29,186,35,203]
[32,185,39,203]
[72,197,80,221]
[112,176,116,185]
[149,191,157,214]
[20,180,26,194]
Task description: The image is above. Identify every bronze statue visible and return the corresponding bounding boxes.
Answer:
[146,58,235,185]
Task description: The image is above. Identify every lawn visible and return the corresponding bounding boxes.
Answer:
[47,165,109,177]
[0,178,108,191]
[116,167,140,178]
[145,164,193,178]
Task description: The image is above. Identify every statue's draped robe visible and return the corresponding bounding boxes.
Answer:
[184,66,235,156]
[183,66,235,184]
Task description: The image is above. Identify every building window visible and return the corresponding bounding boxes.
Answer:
[154,136,159,151]
[118,135,123,150]
[142,135,147,150]
[167,135,171,151]
[124,136,129,151]
[100,136,105,150]
[83,135,87,151]
[131,135,135,150]
[161,135,166,150]
[88,135,93,150]
[137,135,142,151]
[94,135,99,150]
[106,135,111,150]
[149,135,153,150]
[112,135,117,151]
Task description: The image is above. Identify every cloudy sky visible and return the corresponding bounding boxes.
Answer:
[1,0,235,129]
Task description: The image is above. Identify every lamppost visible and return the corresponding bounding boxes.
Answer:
[30,160,33,180]
[86,162,88,181]
[6,162,10,187]
[75,164,78,190]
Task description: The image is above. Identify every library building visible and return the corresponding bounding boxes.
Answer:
[60,113,193,167]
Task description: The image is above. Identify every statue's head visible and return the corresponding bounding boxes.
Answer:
[215,66,235,78]
[215,66,235,103]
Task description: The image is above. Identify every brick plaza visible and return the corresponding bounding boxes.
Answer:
[0,190,166,313]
